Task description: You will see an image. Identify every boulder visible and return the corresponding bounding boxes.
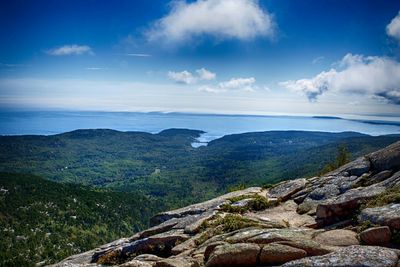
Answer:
[316,185,386,226]
[358,204,400,230]
[259,243,307,265]
[308,184,340,201]
[268,178,307,201]
[368,141,400,172]
[327,157,370,177]
[203,241,228,261]
[205,243,260,267]
[359,226,391,245]
[313,229,359,246]
[282,245,399,267]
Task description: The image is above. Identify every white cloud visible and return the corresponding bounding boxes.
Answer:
[219,77,256,90]
[196,68,216,80]
[199,77,256,93]
[168,68,215,84]
[280,53,400,104]
[47,45,93,56]
[147,0,274,43]
[387,12,400,42]
[312,56,324,65]
[168,70,196,84]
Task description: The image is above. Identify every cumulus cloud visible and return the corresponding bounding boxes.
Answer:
[47,45,93,56]
[196,68,216,80]
[168,68,216,84]
[280,53,400,104]
[168,70,196,84]
[147,0,274,43]
[387,12,400,42]
[199,77,256,93]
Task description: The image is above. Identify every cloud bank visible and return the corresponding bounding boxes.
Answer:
[199,77,256,93]
[280,54,400,104]
[47,45,93,56]
[168,68,216,84]
[147,0,274,43]
[387,12,400,42]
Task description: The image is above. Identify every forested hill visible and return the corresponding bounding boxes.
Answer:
[0,173,166,266]
[1,129,400,265]
[0,129,399,209]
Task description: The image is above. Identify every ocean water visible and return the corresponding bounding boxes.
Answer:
[1,111,400,147]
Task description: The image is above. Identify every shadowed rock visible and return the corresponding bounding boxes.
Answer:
[359,226,391,245]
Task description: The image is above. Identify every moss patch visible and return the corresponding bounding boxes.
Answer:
[363,186,400,208]
[221,195,278,214]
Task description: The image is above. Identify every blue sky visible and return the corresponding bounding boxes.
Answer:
[1,0,400,119]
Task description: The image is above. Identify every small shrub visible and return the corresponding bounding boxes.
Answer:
[211,214,259,233]
[248,195,276,211]
[222,195,277,214]
[228,195,252,203]
[96,250,124,265]
[220,203,247,214]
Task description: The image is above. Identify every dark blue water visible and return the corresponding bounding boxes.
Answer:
[1,111,400,146]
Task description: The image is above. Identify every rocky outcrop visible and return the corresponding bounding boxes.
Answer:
[358,203,400,230]
[368,141,400,172]
[282,245,399,267]
[268,178,307,201]
[53,141,400,267]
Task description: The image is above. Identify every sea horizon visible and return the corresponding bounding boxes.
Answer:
[1,111,400,146]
